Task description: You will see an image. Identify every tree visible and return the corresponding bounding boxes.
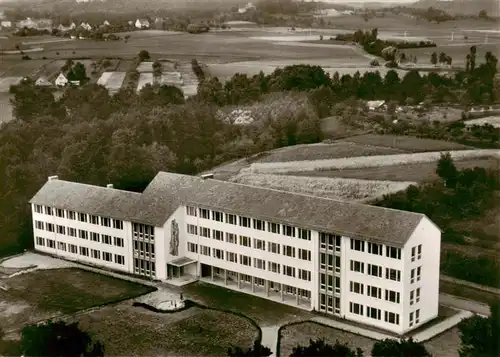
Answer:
[430,52,437,65]
[290,338,364,357]
[436,152,458,188]
[67,62,88,83]
[228,341,272,357]
[21,320,104,357]
[478,10,488,18]
[138,50,150,62]
[371,337,431,357]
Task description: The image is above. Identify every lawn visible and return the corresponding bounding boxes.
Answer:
[440,280,500,306]
[0,267,154,332]
[72,303,259,357]
[229,173,414,201]
[2,59,49,77]
[182,282,313,326]
[251,142,405,163]
[290,157,500,182]
[339,134,472,152]
[321,116,370,139]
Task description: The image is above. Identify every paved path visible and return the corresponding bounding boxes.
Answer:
[412,310,473,342]
[261,326,280,356]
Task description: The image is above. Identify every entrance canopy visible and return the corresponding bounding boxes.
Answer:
[169,257,196,268]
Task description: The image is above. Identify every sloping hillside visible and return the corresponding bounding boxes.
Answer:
[410,0,500,17]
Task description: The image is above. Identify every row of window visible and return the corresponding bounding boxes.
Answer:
[187,225,312,261]
[133,258,156,275]
[189,243,312,281]
[33,206,123,230]
[350,260,408,282]
[350,239,402,260]
[319,234,342,252]
[320,273,341,294]
[186,206,312,240]
[319,293,341,315]
[349,302,400,325]
[35,237,125,264]
[349,281,402,304]
[132,223,155,237]
[409,309,421,327]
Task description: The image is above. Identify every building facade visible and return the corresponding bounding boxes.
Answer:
[30,172,441,335]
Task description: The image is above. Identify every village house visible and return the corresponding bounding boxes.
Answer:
[135,18,150,29]
[0,21,12,28]
[238,2,256,13]
[55,73,68,87]
[35,77,53,87]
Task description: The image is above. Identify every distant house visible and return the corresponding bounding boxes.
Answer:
[35,19,53,30]
[58,22,76,32]
[18,18,37,29]
[135,19,150,29]
[367,100,386,111]
[80,22,92,31]
[35,76,52,87]
[1,21,12,28]
[103,20,110,27]
[238,2,256,13]
[55,73,68,87]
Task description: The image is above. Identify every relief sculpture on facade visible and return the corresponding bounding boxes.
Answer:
[169,219,179,256]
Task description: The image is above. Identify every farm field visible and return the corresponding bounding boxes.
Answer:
[73,304,258,357]
[404,42,499,66]
[0,267,154,332]
[229,173,416,201]
[32,59,66,80]
[137,61,154,72]
[465,116,500,128]
[1,59,49,77]
[98,71,126,94]
[290,157,500,182]
[115,59,136,72]
[137,72,154,92]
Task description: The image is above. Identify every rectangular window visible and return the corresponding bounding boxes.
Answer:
[78,212,87,222]
[417,244,422,260]
[186,206,197,216]
[411,269,415,284]
[268,222,280,234]
[212,210,223,222]
[283,225,295,237]
[200,208,210,219]
[253,238,265,250]
[298,228,311,241]
[409,312,414,327]
[113,219,123,230]
[384,311,400,325]
[213,248,224,260]
[46,223,54,232]
[386,246,402,260]
[298,248,311,261]
[225,232,237,244]
[254,258,265,270]
[350,239,365,252]
[57,242,67,251]
[36,236,45,246]
[47,239,55,248]
[415,309,420,324]
[253,219,265,231]
[201,245,211,256]
[410,290,415,305]
[213,229,223,241]
[101,217,110,227]
[114,237,124,247]
[78,229,88,239]
[335,255,341,273]
[35,221,44,230]
[188,242,198,253]
[69,244,78,254]
[386,268,401,282]
[239,235,251,247]
[283,265,295,277]
[320,253,326,270]
[268,242,280,254]
[239,216,251,228]
[416,288,421,303]
[187,224,197,235]
[79,246,89,256]
[368,242,383,255]
[91,249,100,259]
[226,251,237,263]
[367,285,382,299]
[67,210,75,220]
[298,269,311,281]
[34,204,43,213]
[56,208,65,218]
[385,289,401,303]
[350,281,364,294]
[368,264,383,277]
[90,232,100,242]
[349,302,363,315]
[283,245,295,258]
[417,266,421,282]
[103,252,112,262]
[45,206,53,215]
[225,213,236,225]
[411,246,416,262]
[350,260,364,273]
[89,215,99,224]
[68,227,76,237]
[200,227,210,238]
[240,254,251,266]
[268,262,280,274]
[102,234,112,245]
[367,306,382,320]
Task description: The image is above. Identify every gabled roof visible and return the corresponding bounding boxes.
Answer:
[35,76,52,86]
[29,172,430,247]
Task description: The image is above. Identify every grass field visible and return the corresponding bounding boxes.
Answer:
[251,142,405,163]
[440,280,500,305]
[404,43,499,66]
[137,72,154,92]
[339,134,472,152]
[32,59,65,80]
[0,267,154,332]
[73,304,258,357]
[1,59,48,77]
[465,116,500,128]
[183,282,312,326]
[291,157,500,182]
[229,173,414,201]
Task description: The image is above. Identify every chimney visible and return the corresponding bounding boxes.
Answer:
[48,175,58,181]
[200,173,214,180]
[106,184,114,188]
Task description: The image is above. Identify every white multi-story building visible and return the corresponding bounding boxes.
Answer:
[30,172,441,335]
